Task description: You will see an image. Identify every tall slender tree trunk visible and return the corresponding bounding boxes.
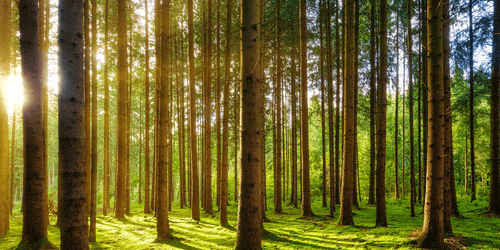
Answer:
[215,0,222,210]
[395,9,400,199]
[291,44,298,208]
[422,0,428,206]
[221,0,232,225]
[326,0,335,215]
[368,0,376,205]
[319,0,327,209]
[416,0,444,245]
[339,0,355,226]
[18,0,53,245]
[10,108,16,215]
[375,0,388,227]
[144,0,151,214]
[204,0,214,215]
[103,0,110,216]
[188,0,200,220]
[89,0,98,241]
[275,0,283,213]
[115,0,128,219]
[489,0,500,215]
[469,0,476,202]
[84,0,91,216]
[408,0,416,217]
[300,0,312,217]
[443,0,453,234]
[156,0,171,239]
[334,0,341,205]
[352,0,360,209]
[235,0,262,246]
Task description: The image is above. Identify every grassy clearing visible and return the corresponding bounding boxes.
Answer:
[1,196,499,249]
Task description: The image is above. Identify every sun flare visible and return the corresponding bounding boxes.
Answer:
[6,73,24,115]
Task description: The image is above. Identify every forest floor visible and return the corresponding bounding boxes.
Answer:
[1,196,499,249]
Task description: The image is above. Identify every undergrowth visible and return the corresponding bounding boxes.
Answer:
[1,196,499,249]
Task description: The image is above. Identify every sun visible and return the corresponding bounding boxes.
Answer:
[6,73,24,116]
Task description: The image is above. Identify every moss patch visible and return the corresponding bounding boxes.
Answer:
[1,197,499,249]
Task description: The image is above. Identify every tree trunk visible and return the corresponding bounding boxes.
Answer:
[188,0,200,220]
[408,0,416,218]
[395,9,400,199]
[291,44,298,208]
[10,108,16,216]
[89,0,98,241]
[422,0,428,206]
[300,0,312,217]
[368,0,376,205]
[102,0,110,216]
[221,0,232,225]
[416,0,444,245]
[469,0,476,202]
[156,0,171,239]
[235,0,262,246]
[17,0,52,246]
[352,0,360,209]
[489,0,500,215]
[339,0,355,225]
[326,0,335,215]
[115,0,128,219]
[274,0,283,214]
[204,0,214,215]
[375,0,388,227]
[144,0,151,214]
[58,0,89,246]
[319,0,327,208]
[334,0,341,205]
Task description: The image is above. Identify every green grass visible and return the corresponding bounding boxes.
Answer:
[1,196,499,249]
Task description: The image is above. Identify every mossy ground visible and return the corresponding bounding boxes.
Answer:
[1,196,499,249]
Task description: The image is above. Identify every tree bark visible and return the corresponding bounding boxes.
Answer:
[115,0,128,219]
[368,0,376,205]
[375,0,388,227]
[334,0,341,205]
[103,0,110,216]
[58,0,89,246]
[416,0,444,245]
[408,0,416,218]
[84,0,91,216]
[339,0,355,226]
[89,0,98,241]
[274,0,283,214]
[188,0,200,220]
[235,0,262,246]
[469,0,476,202]
[489,0,500,215]
[326,0,335,215]
[144,0,151,214]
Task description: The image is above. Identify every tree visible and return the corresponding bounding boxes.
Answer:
[103,0,110,216]
[375,0,388,227]
[338,0,355,226]
[408,0,416,218]
[275,0,283,214]
[489,0,500,215]
[188,0,200,221]
[84,0,91,216]
[300,0,312,217]
[469,0,476,202]
[155,0,171,240]
[368,0,376,205]
[326,0,335,215]
[235,0,262,247]
[204,0,214,215]
[144,0,151,214]
[17,0,53,246]
[58,0,89,246]
[115,0,128,219]
[220,0,232,226]
[416,0,444,245]
[89,0,98,241]
[334,0,341,206]
[0,0,11,238]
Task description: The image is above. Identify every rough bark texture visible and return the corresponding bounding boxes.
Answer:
[443,0,453,234]
[220,0,232,226]
[144,0,151,214]
[58,0,89,246]
[326,0,335,215]
[291,45,298,208]
[204,0,214,216]
[299,0,312,217]
[156,0,171,240]
[368,0,376,205]
[188,0,200,220]
[469,0,476,202]
[375,0,388,227]
[17,0,53,246]
[334,0,341,205]
[89,0,98,241]
[339,0,355,226]
[408,0,415,218]
[103,0,110,216]
[115,0,128,219]
[490,0,500,215]
[84,0,91,216]
[275,0,283,214]
[235,0,262,247]
[417,0,444,246]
